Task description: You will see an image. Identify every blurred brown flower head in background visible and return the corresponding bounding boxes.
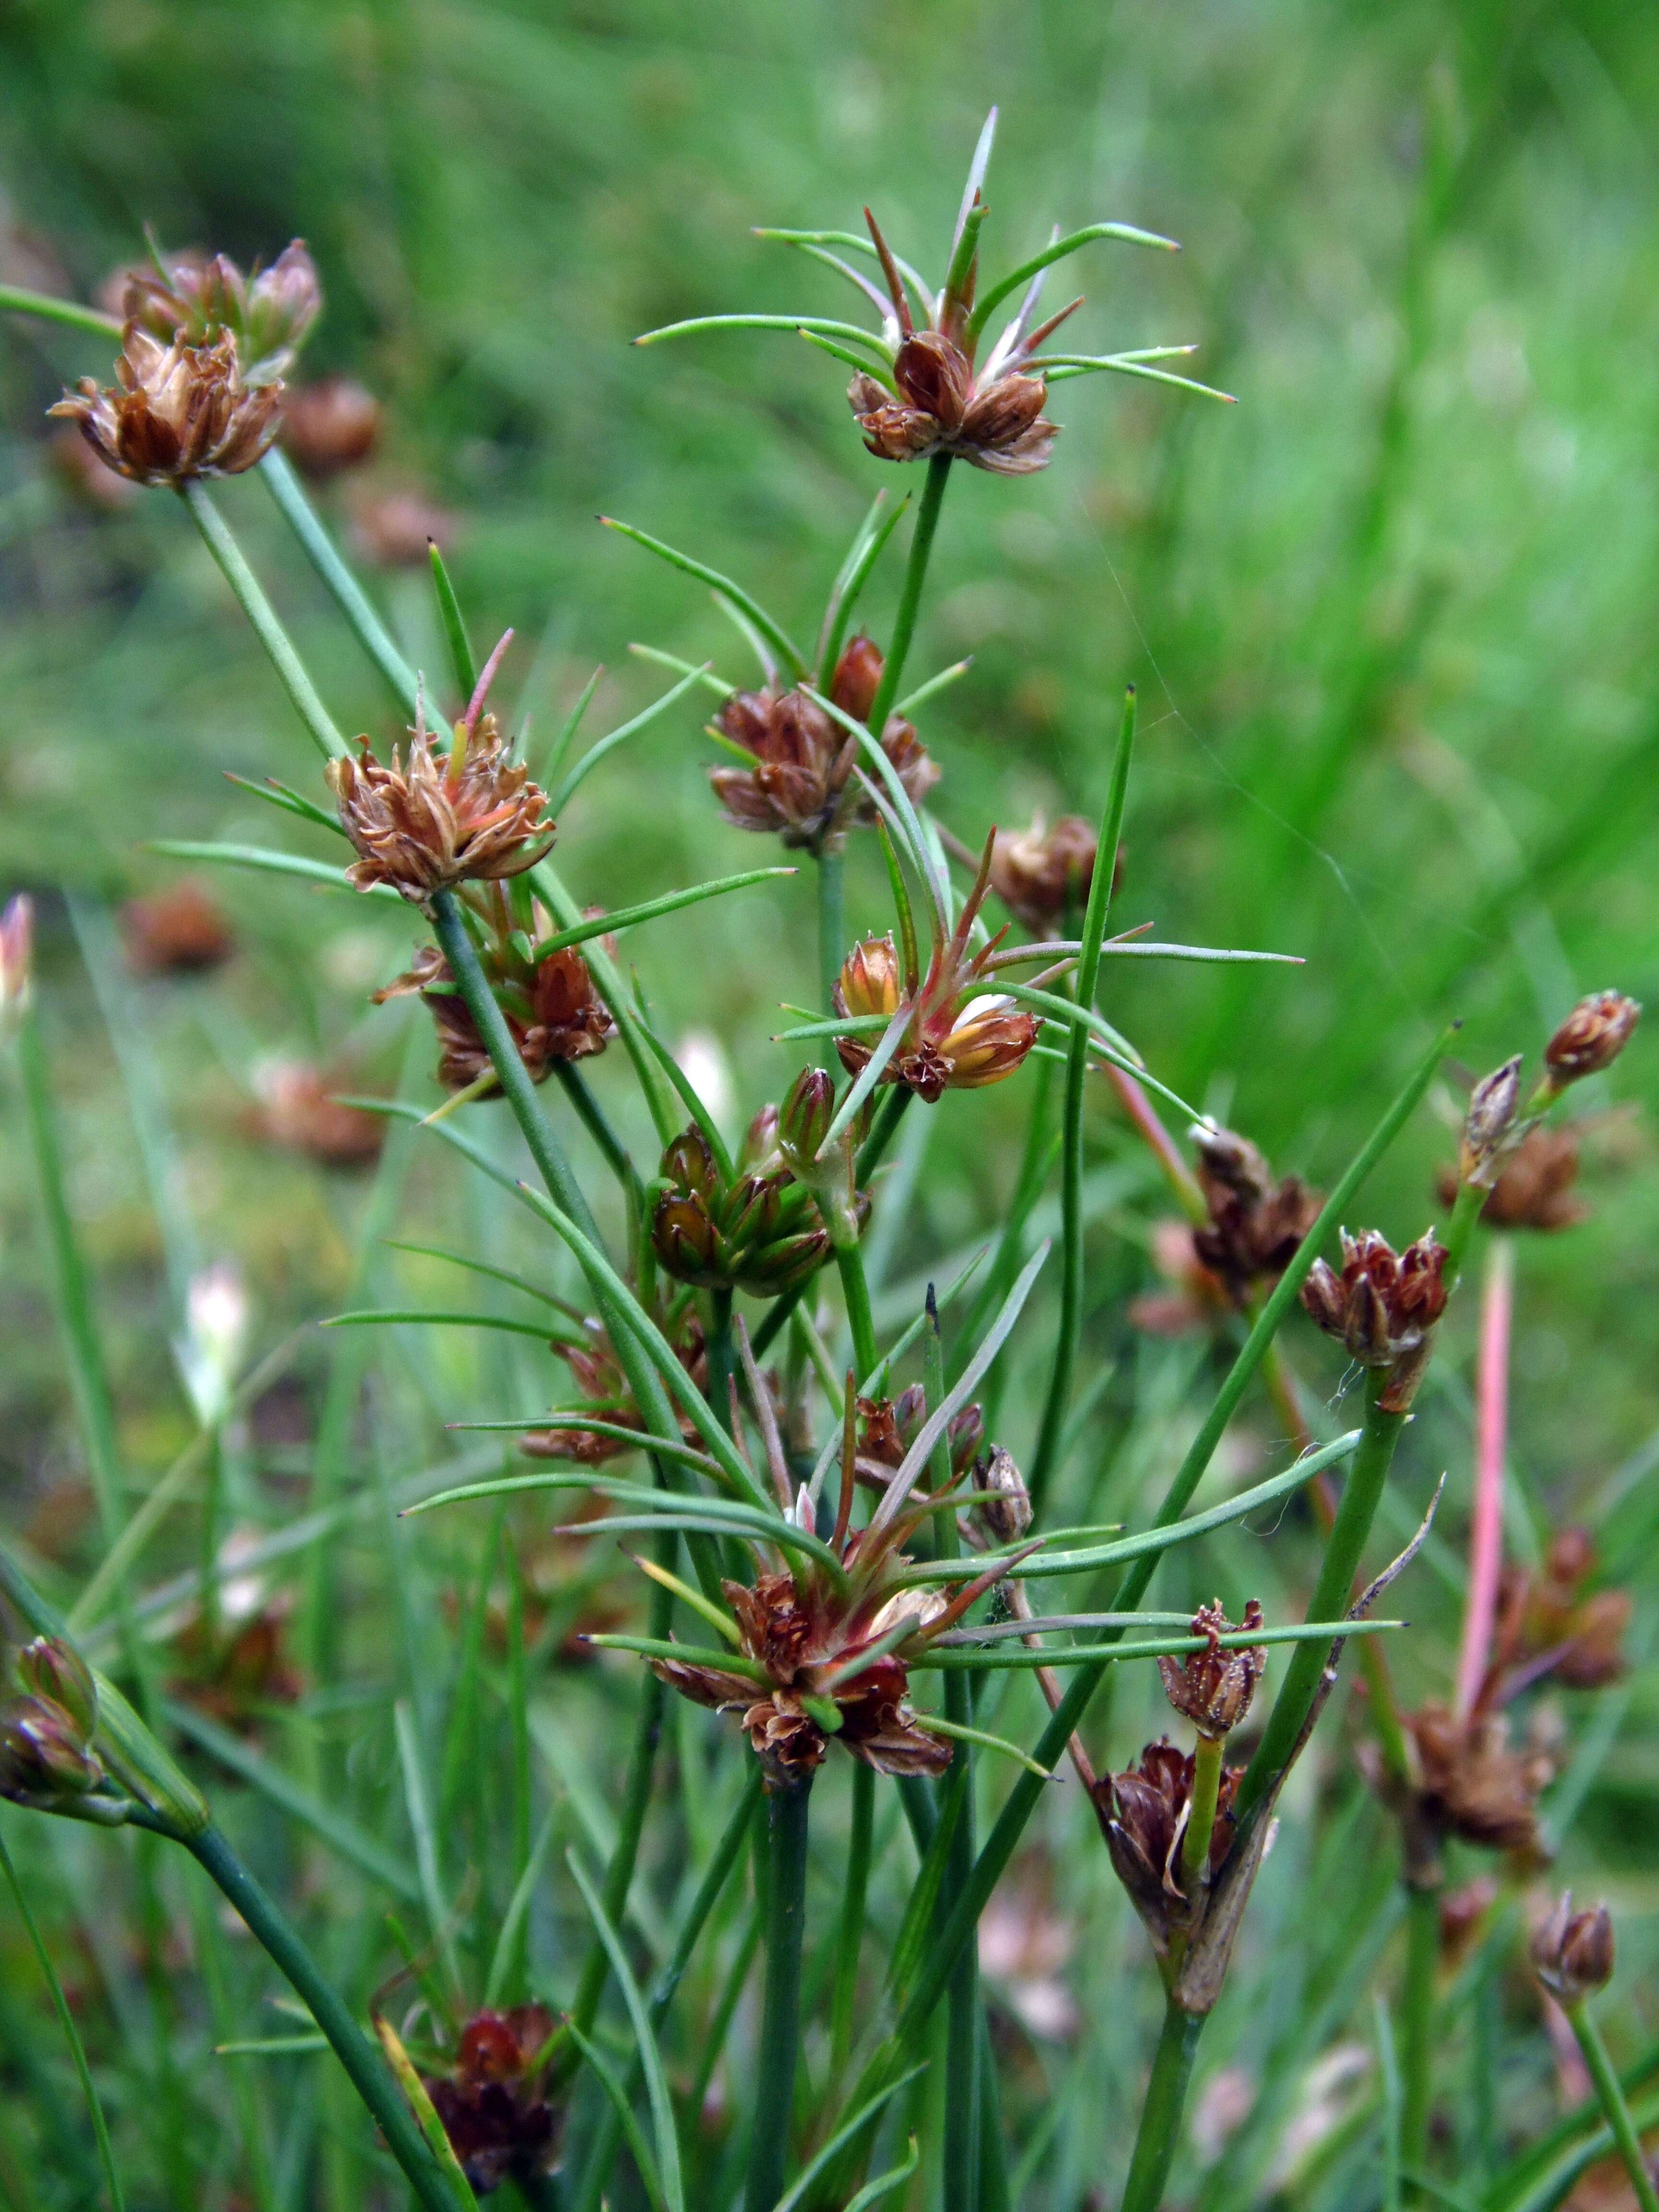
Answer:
[254,1063,386,1170]
[1493,1528,1631,1693]
[280,376,382,479]
[1191,1125,1322,1309]
[1405,1702,1552,1863]
[51,326,283,485]
[1437,1125,1587,1233]
[710,632,938,848]
[988,815,1103,933]
[1542,991,1640,1092]
[121,880,235,975]
[330,636,553,904]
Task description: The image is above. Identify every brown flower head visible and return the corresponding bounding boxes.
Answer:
[1190,1125,1323,1308]
[1543,992,1640,1089]
[170,1600,302,1733]
[1437,1124,1587,1233]
[1491,1528,1631,1693]
[1457,1056,1523,1190]
[1299,1227,1450,1410]
[1096,1740,1244,1958]
[121,880,235,975]
[281,376,382,479]
[121,240,321,382]
[424,2005,558,2195]
[989,815,1106,933]
[255,1063,386,1169]
[50,325,283,485]
[349,485,460,567]
[649,1122,842,1297]
[1406,1702,1552,1861]
[709,633,938,849]
[328,634,553,904]
[1531,1893,1615,2005]
[522,1311,707,1466]
[373,919,612,1094]
[1157,1600,1266,1741]
[833,837,1040,1105]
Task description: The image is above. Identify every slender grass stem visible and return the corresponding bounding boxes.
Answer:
[832,1229,879,1381]
[0,1824,126,2212]
[831,1762,875,2080]
[1400,1881,1441,2194]
[1029,688,1135,1512]
[1439,1177,1486,1297]
[1119,2001,1204,2212]
[258,449,415,712]
[1567,2002,1659,2212]
[1178,1734,1224,1898]
[708,1286,736,1433]
[744,1776,813,2212]
[1455,1236,1514,1720]
[168,1823,463,2212]
[817,842,847,1015]
[1238,1372,1405,1817]
[178,481,348,761]
[863,454,951,739]
[857,1085,913,1180]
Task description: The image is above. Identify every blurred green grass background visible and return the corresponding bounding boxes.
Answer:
[2,0,1655,1489]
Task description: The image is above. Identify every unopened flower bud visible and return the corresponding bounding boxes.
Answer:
[0,895,32,1042]
[779,1067,835,1169]
[16,1639,96,1741]
[1543,992,1640,1088]
[977,1447,1031,1544]
[1531,1893,1614,2004]
[1459,1056,1522,1189]
[829,633,884,725]
[1158,1601,1266,1740]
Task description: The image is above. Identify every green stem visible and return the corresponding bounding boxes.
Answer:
[744,1776,813,2212]
[832,1231,879,1382]
[1568,2003,1659,2212]
[1178,1734,1225,1899]
[817,842,846,1015]
[708,1287,736,1433]
[0,285,120,340]
[258,449,415,713]
[1028,687,1134,1515]
[0,1823,126,2211]
[178,480,348,761]
[1439,1177,1486,1298]
[553,1061,640,1207]
[1238,1372,1405,1818]
[174,1823,462,2212]
[857,1084,913,1181]
[1400,1882,1440,2194]
[1120,2001,1205,2212]
[864,453,952,738]
[830,1761,875,2079]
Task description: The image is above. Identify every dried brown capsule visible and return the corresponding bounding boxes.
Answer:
[170,1602,303,1733]
[424,2004,558,2195]
[1405,1702,1552,1861]
[977,1445,1032,1545]
[1530,1893,1614,2005]
[649,1124,839,1296]
[329,642,553,904]
[1096,1740,1243,1957]
[1299,1227,1449,1410]
[1436,1125,1587,1233]
[988,816,1103,933]
[1543,992,1640,1087]
[280,376,382,478]
[121,241,321,381]
[373,937,612,1093]
[1190,1125,1322,1308]
[50,326,283,485]
[1157,1600,1266,1741]
[709,634,938,849]
[121,881,235,975]
[1458,1056,1522,1189]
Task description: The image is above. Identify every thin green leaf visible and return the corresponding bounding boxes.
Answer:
[630,1020,734,1181]
[539,665,603,790]
[321,1309,569,1342]
[563,2024,666,2212]
[769,2065,929,2212]
[381,1239,580,1318]
[967,221,1181,344]
[428,543,477,698]
[586,1635,766,1678]
[221,771,346,835]
[432,1424,721,1479]
[394,1700,460,1995]
[525,866,793,965]
[627,643,736,700]
[915,1712,1055,1778]
[771,1013,892,1042]
[818,489,910,681]
[911,1619,1402,1670]
[484,1801,560,2008]
[549,663,712,814]
[148,840,398,902]
[599,518,806,678]
[845,2141,921,2212]
[567,1851,686,2212]
[798,326,898,387]
[0,284,121,339]
[633,313,893,361]
[1039,353,1237,403]
[895,661,973,717]
[214,2035,330,2058]
[877,819,921,993]
[814,999,915,1160]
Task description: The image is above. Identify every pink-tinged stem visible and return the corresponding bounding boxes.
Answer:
[1455,1236,1515,1719]
[1104,1064,1205,1223]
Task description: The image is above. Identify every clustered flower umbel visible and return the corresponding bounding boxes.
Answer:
[711,632,938,849]
[422,2006,558,2197]
[373,924,612,1094]
[1099,1600,1267,1968]
[51,241,322,486]
[1189,1124,1323,1309]
[1299,1226,1450,1412]
[848,204,1061,476]
[988,815,1104,934]
[329,634,554,907]
[833,836,1041,1104]
[0,1639,127,1826]
[650,1098,857,1298]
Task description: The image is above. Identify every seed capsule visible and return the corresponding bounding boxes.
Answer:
[1531,1893,1614,2004]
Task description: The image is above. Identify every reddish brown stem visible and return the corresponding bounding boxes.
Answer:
[1456,1236,1515,1719]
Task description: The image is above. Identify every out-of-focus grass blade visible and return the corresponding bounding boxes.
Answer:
[966,221,1180,343]
[525,866,794,965]
[845,2139,921,2212]
[564,2022,667,2212]
[163,1700,420,1901]
[628,641,735,700]
[567,1850,685,2212]
[484,1802,560,2009]
[148,841,398,902]
[538,664,604,789]
[599,517,805,678]
[394,1701,460,1995]
[381,1240,579,1317]
[0,1824,128,2212]
[770,2065,928,2212]
[321,1309,571,1343]
[895,660,972,717]
[818,487,909,679]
